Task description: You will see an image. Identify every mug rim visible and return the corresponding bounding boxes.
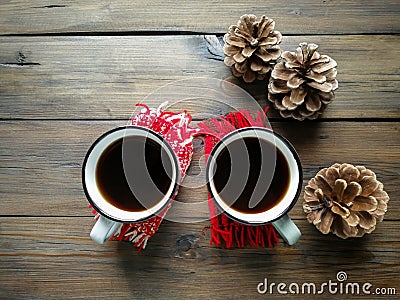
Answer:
[206,127,303,225]
[82,125,180,223]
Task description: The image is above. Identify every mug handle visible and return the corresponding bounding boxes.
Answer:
[272,215,301,245]
[90,215,121,244]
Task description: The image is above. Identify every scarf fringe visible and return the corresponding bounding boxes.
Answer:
[207,211,279,248]
[112,224,149,251]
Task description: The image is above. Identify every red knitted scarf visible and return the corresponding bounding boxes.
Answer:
[198,108,279,248]
[89,102,197,251]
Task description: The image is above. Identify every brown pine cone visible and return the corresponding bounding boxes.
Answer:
[223,14,282,83]
[268,42,338,120]
[303,163,389,239]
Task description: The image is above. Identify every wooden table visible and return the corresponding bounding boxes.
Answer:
[1,1,399,299]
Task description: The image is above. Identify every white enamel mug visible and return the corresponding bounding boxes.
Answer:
[206,127,302,245]
[82,126,180,244]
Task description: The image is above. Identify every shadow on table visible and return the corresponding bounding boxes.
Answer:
[115,229,285,299]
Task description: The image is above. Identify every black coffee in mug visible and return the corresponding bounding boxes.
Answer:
[96,136,173,212]
[213,137,290,214]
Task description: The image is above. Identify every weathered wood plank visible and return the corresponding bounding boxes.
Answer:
[0,121,398,219]
[0,217,398,299]
[0,35,399,120]
[0,1,399,35]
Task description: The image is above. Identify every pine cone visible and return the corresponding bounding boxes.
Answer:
[223,14,282,83]
[268,42,338,120]
[303,163,389,239]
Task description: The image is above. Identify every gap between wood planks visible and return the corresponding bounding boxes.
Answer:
[1,31,399,37]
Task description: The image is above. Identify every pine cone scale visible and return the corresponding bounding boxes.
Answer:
[281,51,296,62]
[319,92,334,104]
[287,76,305,89]
[342,182,362,204]
[309,56,331,66]
[259,65,272,74]
[242,46,257,58]
[320,68,337,80]
[311,58,337,73]
[235,61,248,73]
[298,106,316,118]
[331,201,350,218]
[282,95,298,110]
[224,36,247,48]
[233,52,246,63]
[341,164,360,182]
[259,32,282,45]
[250,60,263,71]
[359,176,380,196]
[352,196,378,212]
[243,69,256,83]
[231,67,242,78]
[224,57,235,67]
[372,189,389,202]
[305,93,322,112]
[328,79,339,90]
[271,62,295,80]
[357,211,376,230]
[234,29,254,44]
[342,221,358,237]
[345,211,360,226]
[290,87,307,105]
[255,47,282,62]
[306,80,333,93]
[284,60,302,69]
[319,210,334,234]
[295,46,306,63]
[306,71,326,84]
[258,18,275,38]
[332,179,347,201]
[224,45,240,56]
[269,79,290,93]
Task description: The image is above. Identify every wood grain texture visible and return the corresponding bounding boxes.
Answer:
[1,121,398,219]
[0,217,399,299]
[0,0,399,35]
[0,2,399,298]
[0,35,399,119]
